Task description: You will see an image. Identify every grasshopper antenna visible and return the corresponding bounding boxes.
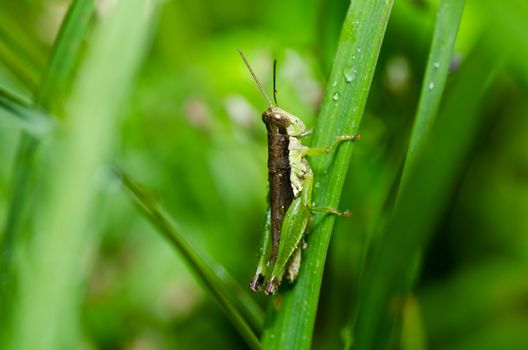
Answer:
[273,59,278,106]
[238,49,274,108]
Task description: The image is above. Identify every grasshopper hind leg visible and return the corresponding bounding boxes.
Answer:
[249,208,273,292]
[265,238,304,295]
[249,274,265,292]
[263,245,303,295]
[285,246,302,283]
[263,173,313,295]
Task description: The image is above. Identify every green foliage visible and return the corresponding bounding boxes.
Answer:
[1,0,527,349]
[118,168,263,349]
[262,1,394,348]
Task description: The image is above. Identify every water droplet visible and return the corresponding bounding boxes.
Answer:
[352,55,356,60]
[332,92,340,102]
[433,62,440,69]
[332,80,337,87]
[428,82,434,90]
[356,47,361,53]
[343,67,357,83]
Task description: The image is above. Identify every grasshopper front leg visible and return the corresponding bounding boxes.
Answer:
[303,134,360,157]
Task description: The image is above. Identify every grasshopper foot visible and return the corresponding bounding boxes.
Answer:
[311,207,351,217]
[249,274,265,292]
[264,277,279,295]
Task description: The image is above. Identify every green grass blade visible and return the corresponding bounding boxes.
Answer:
[117,169,263,349]
[401,0,465,184]
[353,39,505,350]
[261,1,394,348]
[0,87,52,137]
[35,0,94,109]
[0,16,44,91]
[0,3,95,331]
[341,2,465,347]
[1,0,94,271]
[5,1,159,349]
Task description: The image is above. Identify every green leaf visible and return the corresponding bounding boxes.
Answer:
[400,0,466,185]
[1,0,94,272]
[0,10,45,91]
[0,87,52,137]
[5,1,160,349]
[0,5,95,336]
[261,1,394,348]
[353,37,506,350]
[341,1,465,348]
[117,168,264,350]
[35,0,94,110]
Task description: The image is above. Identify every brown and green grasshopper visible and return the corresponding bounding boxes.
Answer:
[239,50,359,295]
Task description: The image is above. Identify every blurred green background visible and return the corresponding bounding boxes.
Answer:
[0,0,527,349]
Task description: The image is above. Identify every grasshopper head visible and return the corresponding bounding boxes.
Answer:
[262,107,291,129]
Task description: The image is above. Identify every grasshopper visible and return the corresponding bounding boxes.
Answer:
[239,50,359,295]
